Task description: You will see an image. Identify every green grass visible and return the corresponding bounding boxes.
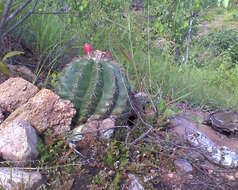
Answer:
[150,59,238,109]
[223,7,238,21]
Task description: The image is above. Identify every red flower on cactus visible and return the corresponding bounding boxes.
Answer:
[84,43,91,56]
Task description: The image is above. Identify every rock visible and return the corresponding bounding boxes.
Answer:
[132,92,150,112]
[0,77,38,113]
[0,167,44,190]
[170,112,238,168]
[99,118,115,139]
[1,89,76,137]
[0,111,4,124]
[174,159,193,175]
[124,174,144,190]
[0,120,38,162]
[204,111,238,137]
[8,64,35,83]
[69,118,116,142]
[187,151,205,162]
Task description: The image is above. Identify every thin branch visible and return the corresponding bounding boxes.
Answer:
[118,67,155,146]
[0,0,13,37]
[184,11,194,64]
[6,0,32,23]
[2,0,39,38]
[32,11,72,15]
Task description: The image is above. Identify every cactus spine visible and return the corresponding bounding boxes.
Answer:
[56,58,131,123]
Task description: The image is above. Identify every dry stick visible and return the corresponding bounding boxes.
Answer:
[2,0,39,38]
[6,0,33,23]
[0,163,82,172]
[32,11,72,15]
[0,0,13,37]
[118,67,154,146]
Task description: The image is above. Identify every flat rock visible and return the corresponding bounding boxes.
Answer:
[174,159,193,175]
[0,167,44,190]
[0,77,38,113]
[1,89,76,137]
[170,112,238,168]
[0,120,38,162]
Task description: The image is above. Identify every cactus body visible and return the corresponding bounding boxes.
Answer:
[56,58,131,124]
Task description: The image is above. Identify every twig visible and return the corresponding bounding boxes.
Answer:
[118,67,155,146]
[32,11,72,15]
[0,163,82,171]
[2,0,39,38]
[184,11,194,64]
[0,0,13,38]
[6,0,33,23]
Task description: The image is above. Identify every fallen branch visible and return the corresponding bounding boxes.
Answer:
[2,0,39,38]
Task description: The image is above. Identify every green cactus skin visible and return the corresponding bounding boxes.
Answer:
[56,58,131,124]
[91,63,118,120]
[110,61,131,119]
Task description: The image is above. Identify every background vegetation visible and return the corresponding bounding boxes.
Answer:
[1,0,238,189]
[0,0,238,108]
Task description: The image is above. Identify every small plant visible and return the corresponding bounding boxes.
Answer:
[38,138,65,164]
[56,57,131,123]
[102,141,129,168]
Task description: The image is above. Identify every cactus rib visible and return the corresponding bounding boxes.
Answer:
[91,63,118,120]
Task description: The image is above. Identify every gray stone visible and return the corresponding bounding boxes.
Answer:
[170,112,238,168]
[0,167,44,190]
[127,174,144,190]
[0,120,38,162]
[174,159,193,175]
[69,118,116,143]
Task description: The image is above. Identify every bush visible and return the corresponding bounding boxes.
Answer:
[201,29,238,64]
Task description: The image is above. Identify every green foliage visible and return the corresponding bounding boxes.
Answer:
[200,29,238,64]
[148,0,210,45]
[147,51,238,109]
[112,172,121,190]
[56,58,131,123]
[102,141,129,168]
[217,0,230,8]
[38,138,65,163]
[50,72,58,88]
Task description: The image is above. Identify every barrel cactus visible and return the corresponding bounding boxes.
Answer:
[55,58,131,124]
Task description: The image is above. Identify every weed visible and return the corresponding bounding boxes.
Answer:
[38,137,65,164]
[102,141,129,168]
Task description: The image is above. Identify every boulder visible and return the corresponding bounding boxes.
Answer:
[0,167,44,190]
[0,77,38,113]
[0,120,38,162]
[1,89,76,137]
